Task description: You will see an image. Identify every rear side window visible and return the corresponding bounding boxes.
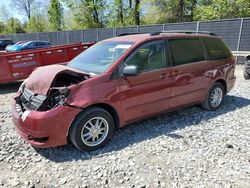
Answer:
[203,38,231,60]
[4,40,12,45]
[36,42,44,46]
[168,38,205,66]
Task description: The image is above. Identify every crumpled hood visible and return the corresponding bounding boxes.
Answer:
[25,64,86,95]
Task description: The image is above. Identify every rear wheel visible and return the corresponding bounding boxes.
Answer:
[69,107,114,151]
[202,82,225,111]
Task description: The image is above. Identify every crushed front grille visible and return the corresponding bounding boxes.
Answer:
[19,87,47,111]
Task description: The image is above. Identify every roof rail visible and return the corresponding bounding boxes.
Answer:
[150,30,217,36]
[117,33,141,37]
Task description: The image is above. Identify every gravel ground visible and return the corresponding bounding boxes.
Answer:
[0,65,249,188]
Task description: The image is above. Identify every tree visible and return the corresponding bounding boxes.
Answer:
[105,0,135,28]
[194,0,250,21]
[25,13,49,32]
[63,0,105,29]
[177,0,184,21]
[11,0,37,20]
[141,0,179,24]
[134,0,140,25]
[48,0,64,31]
[115,0,124,25]
[0,21,6,34]
[5,17,25,34]
[141,0,198,24]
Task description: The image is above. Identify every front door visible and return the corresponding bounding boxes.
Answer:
[119,40,173,123]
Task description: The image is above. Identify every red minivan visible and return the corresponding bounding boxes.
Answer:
[12,31,236,151]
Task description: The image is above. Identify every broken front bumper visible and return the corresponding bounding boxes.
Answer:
[12,99,81,148]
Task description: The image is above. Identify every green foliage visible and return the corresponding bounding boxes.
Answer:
[25,14,49,32]
[0,21,6,34]
[48,0,64,31]
[63,0,105,29]
[194,0,250,20]
[141,0,197,24]
[4,18,25,34]
[105,0,135,28]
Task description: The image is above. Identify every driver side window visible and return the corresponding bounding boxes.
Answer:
[124,40,165,72]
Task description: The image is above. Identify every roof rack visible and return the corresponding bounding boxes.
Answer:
[117,33,141,37]
[150,30,217,36]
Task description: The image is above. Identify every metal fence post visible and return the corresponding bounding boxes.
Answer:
[82,30,84,43]
[237,18,244,52]
[113,28,117,37]
[196,21,200,33]
[47,32,49,43]
[235,18,244,63]
[96,28,99,42]
[56,32,59,45]
[68,30,71,44]
[162,24,165,31]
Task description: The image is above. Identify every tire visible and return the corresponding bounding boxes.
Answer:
[69,107,114,151]
[202,82,225,111]
[244,70,250,79]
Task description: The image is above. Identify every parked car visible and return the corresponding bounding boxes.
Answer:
[0,39,13,50]
[6,41,51,52]
[244,55,250,79]
[5,41,26,51]
[12,31,236,151]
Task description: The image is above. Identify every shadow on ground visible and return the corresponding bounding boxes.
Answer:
[0,82,22,94]
[36,94,250,162]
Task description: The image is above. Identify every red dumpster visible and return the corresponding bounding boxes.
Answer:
[0,42,95,84]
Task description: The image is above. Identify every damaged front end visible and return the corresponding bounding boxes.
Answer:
[15,65,89,115]
[12,65,90,147]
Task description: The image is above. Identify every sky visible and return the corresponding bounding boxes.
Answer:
[0,0,25,22]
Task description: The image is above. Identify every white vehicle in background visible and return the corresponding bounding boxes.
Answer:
[244,55,250,79]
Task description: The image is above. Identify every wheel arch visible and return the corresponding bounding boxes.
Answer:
[87,103,120,129]
[67,103,120,143]
[202,78,227,103]
[215,79,227,92]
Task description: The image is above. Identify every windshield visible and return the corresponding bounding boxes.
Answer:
[20,42,29,46]
[67,41,133,74]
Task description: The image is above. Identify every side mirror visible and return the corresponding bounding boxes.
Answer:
[122,65,138,76]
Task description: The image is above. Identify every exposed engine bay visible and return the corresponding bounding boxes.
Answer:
[15,71,88,114]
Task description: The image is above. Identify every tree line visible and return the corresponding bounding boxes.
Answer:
[0,0,249,35]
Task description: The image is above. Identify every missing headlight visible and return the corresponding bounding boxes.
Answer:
[39,88,71,111]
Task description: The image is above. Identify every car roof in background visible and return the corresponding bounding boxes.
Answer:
[0,39,12,41]
[18,40,50,45]
[30,40,50,43]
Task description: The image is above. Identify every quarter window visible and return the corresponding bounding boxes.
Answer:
[125,40,165,72]
[203,38,231,60]
[168,38,205,66]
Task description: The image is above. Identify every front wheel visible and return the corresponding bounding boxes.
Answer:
[202,82,225,111]
[69,107,114,151]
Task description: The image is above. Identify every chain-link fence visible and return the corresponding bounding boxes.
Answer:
[4,18,250,51]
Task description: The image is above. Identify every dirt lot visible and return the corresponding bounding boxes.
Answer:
[0,65,249,188]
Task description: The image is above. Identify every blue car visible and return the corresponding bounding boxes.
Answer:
[6,41,51,52]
